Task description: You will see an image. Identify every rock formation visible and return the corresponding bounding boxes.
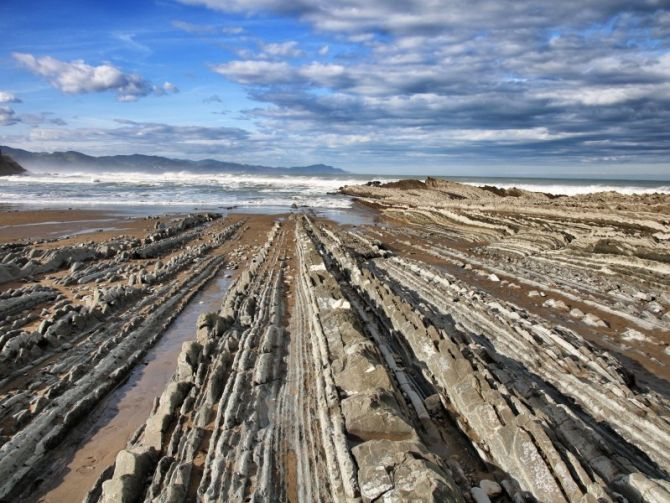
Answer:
[0,213,245,500]
[0,151,26,176]
[1,179,669,502]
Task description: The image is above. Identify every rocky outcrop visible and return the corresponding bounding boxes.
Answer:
[303,214,670,502]
[0,213,220,286]
[2,184,670,502]
[0,153,26,176]
[0,214,246,501]
[79,208,670,502]
[88,218,466,502]
[341,179,670,366]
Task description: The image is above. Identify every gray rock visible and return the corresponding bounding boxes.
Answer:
[341,390,415,442]
[471,487,492,503]
[480,479,503,497]
[352,439,460,502]
[583,313,608,328]
[100,448,154,503]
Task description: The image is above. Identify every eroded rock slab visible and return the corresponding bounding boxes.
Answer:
[3,181,670,503]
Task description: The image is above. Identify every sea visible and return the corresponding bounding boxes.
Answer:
[1,171,668,214]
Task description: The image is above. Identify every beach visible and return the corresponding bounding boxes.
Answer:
[0,179,669,502]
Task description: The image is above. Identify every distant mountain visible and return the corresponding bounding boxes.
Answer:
[0,150,27,176]
[0,146,347,175]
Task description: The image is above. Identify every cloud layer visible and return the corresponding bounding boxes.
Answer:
[0,108,19,126]
[0,92,21,126]
[0,92,21,104]
[9,119,249,156]
[13,53,178,102]
[1,0,668,173]
[197,0,670,168]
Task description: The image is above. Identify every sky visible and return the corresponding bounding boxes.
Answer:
[0,0,669,177]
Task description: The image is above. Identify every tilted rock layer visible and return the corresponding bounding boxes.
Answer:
[1,179,670,502]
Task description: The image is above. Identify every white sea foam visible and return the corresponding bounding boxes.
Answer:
[4,171,370,190]
[0,193,355,209]
[1,171,667,209]
[0,171,382,209]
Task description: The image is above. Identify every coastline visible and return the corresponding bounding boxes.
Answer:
[1,181,669,502]
[0,201,380,240]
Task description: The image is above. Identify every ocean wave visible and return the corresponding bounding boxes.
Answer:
[2,171,668,210]
[0,192,354,209]
[3,171,382,190]
[0,170,389,209]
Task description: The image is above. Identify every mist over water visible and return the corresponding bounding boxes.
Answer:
[1,171,669,211]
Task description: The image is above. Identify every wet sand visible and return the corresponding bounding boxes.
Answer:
[0,202,379,244]
[0,209,150,243]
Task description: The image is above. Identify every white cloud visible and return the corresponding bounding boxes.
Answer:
[211,60,295,84]
[172,20,215,33]
[162,82,178,93]
[172,19,245,35]
[214,59,352,88]
[222,26,245,34]
[298,62,347,87]
[113,33,152,54]
[13,53,178,102]
[0,91,21,104]
[535,84,670,106]
[0,107,19,126]
[18,119,249,155]
[446,127,577,142]
[177,0,664,36]
[260,40,303,58]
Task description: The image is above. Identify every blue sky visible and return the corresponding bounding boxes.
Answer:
[1,0,669,177]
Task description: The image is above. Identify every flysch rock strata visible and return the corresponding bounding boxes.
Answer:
[306,217,669,502]
[0,213,250,501]
[89,216,466,503]
[341,178,670,377]
[2,179,670,503]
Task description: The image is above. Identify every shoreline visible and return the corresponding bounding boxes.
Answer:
[1,182,669,502]
[0,200,379,237]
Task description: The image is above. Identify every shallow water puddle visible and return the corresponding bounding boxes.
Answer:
[30,274,232,503]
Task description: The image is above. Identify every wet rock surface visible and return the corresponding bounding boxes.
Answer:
[0,212,250,501]
[2,180,670,502]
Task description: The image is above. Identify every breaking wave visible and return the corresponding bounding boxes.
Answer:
[0,171,391,209]
[1,171,668,211]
